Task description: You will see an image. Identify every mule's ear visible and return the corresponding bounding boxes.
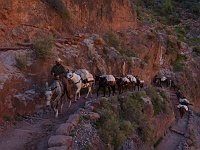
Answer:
[45,82,48,89]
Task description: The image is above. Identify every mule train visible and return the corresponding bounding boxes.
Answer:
[44,69,145,118]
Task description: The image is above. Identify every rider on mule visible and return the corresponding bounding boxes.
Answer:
[51,58,66,80]
[51,58,72,99]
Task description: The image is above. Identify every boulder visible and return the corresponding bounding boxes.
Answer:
[66,114,80,126]
[48,135,72,147]
[55,123,73,136]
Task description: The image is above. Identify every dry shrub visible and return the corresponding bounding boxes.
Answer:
[94,38,103,45]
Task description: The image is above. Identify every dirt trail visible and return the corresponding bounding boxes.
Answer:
[156,88,200,150]
[0,88,200,150]
[0,98,87,150]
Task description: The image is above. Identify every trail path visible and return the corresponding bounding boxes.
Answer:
[0,87,200,150]
[0,98,87,150]
[156,88,200,150]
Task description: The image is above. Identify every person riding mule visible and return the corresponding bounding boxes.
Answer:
[51,58,67,80]
[45,58,74,117]
[50,58,72,98]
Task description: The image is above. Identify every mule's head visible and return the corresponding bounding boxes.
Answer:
[94,75,101,85]
[45,90,53,106]
[45,82,56,106]
[66,71,73,79]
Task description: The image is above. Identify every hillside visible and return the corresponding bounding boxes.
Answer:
[0,0,200,149]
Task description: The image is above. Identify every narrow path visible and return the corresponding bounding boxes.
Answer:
[0,97,87,150]
[155,87,200,150]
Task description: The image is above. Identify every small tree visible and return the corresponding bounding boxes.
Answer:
[33,37,54,59]
[15,54,27,71]
[163,0,173,14]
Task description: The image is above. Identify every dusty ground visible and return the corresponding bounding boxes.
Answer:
[0,97,87,150]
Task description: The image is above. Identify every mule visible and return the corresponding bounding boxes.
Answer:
[95,75,116,97]
[176,90,184,99]
[115,77,130,94]
[153,75,168,87]
[134,76,144,91]
[177,104,188,118]
[45,80,65,118]
[179,98,193,106]
[126,74,137,91]
[66,70,94,103]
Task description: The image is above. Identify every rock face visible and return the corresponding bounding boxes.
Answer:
[0,0,137,47]
[66,0,137,33]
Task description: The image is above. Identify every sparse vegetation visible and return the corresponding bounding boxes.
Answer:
[163,0,173,15]
[172,54,186,72]
[3,115,12,122]
[153,63,160,70]
[145,86,170,116]
[45,0,70,19]
[103,31,120,49]
[94,38,103,46]
[144,54,152,64]
[154,137,163,148]
[119,49,138,57]
[175,26,190,42]
[187,38,200,46]
[23,38,30,43]
[33,37,54,59]
[15,54,27,71]
[192,47,200,57]
[166,39,178,54]
[97,93,155,149]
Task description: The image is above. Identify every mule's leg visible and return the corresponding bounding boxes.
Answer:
[74,90,78,102]
[46,100,51,106]
[103,87,106,97]
[112,85,115,96]
[60,97,64,113]
[78,90,81,99]
[108,86,111,97]
[55,109,58,118]
[97,87,100,97]
[85,87,91,98]
[69,100,72,107]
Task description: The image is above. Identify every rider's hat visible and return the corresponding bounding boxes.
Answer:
[56,58,62,63]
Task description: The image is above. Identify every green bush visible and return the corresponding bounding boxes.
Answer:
[144,54,152,64]
[45,0,70,19]
[154,137,163,148]
[172,54,186,72]
[120,120,136,136]
[166,40,178,54]
[97,94,160,147]
[191,3,200,15]
[112,131,127,149]
[23,38,30,43]
[187,38,200,46]
[3,115,12,122]
[152,96,163,116]
[33,37,54,59]
[175,26,190,42]
[15,54,27,71]
[103,31,120,49]
[119,49,138,57]
[163,0,173,15]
